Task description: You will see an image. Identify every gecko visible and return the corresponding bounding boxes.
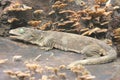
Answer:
[9,27,117,69]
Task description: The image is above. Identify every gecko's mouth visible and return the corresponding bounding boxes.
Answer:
[9,32,26,42]
[9,34,19,38]
[9,29,22,38]
[9,34,23,40]
[9,33,20,38]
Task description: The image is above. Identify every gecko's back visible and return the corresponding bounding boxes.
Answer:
[45,31,112,53]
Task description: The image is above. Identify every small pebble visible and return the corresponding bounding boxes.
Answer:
[13,55,22,62]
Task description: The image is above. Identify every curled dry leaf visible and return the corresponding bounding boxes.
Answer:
[3,70,17,78]
[7,2,32,12]
[95,0,108,4]
[58,73,66,79]
[39,21,52,30]
[70,65,95,80]
[25,63,40,71]
[52,1,67,10]
[4,70,30,79]
[59,65,66,69]
[33,9,44,14]
[7,18,19,23]
[113,28,120,42]
[28,20,41,27]
[113,28,120,36]
[0,59,8,64]
[57,21,74,26]
[48,10,55,15]
[41,75,48,80]
[81,27,100,36]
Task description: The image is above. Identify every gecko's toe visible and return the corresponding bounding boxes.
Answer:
[66,65,72,69]
[66,63,77,69]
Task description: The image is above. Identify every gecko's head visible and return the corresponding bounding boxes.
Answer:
[9,27,44,42]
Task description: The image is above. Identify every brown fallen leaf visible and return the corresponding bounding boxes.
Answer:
[81,28,100,36]
[28,20,41,27]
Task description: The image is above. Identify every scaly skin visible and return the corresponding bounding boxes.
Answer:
[9,27,117,69]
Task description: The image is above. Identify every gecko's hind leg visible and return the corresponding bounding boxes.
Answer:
[67,44,106,69]
[81,44,106,57]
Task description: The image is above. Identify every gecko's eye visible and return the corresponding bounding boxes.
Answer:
[19,28,25,34]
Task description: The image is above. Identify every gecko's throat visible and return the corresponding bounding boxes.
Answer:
[9,30,24,39]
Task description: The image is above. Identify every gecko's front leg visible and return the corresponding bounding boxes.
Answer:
[40,47,53,51]
[38,38,55,51]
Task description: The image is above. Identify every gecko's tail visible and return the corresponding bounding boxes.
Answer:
[67,49,117,69]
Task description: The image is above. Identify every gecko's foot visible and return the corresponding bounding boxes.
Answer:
[67,62,82,69]
[40,47,52,51]
[67,63,84,70]
[67,64,74,69]
[67,60,88,69]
